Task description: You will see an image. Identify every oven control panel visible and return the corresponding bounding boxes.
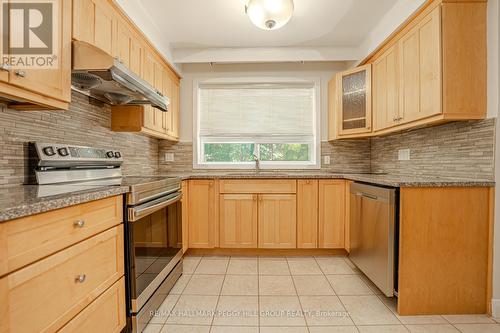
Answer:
[32,142,124,167]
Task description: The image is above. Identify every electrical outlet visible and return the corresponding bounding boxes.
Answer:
[398,148,410,161]
[323,155,331,165]
[164,153,174,162]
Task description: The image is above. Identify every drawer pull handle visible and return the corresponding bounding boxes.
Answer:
[15,70,26,77]
[0,63,11,72]
[75,274,86,283]
[74,219,85,228]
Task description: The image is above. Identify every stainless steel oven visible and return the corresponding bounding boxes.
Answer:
[124,177,183,333]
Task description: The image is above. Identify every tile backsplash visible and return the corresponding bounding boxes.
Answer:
[0,91,495,186]
[0,91,159,186]
[370,119,495,180]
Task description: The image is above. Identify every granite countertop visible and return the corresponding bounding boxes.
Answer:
[0,172,494,222]
[0,184,129,222]
[165,172,495,188]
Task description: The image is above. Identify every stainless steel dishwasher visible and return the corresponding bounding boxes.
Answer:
[349,182,398,297]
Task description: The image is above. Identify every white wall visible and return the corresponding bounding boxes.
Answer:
[177,62,348,142]
[491,0,500,318]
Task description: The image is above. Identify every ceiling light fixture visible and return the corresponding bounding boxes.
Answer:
[245,0,294,31]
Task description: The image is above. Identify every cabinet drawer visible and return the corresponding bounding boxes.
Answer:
[0,225,124,333]
[59,277,126,333]
[0,195,123,276]
[219,179,296,194]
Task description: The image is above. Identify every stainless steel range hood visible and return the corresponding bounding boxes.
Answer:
[72,41,169,111]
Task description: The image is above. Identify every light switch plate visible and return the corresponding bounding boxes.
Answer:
[398,148,410,161]
[164,153,174,162]
[323,155,331,165]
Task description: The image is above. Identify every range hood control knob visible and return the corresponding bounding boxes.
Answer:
[58,148,69,156]
[106,151,115,158]
[114,152,121,158]
[42,147,56,156]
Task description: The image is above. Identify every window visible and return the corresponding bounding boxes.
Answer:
[194,79,320,169]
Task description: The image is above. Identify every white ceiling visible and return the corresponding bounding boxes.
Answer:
[117,0,427,65]
[140,0,397,49]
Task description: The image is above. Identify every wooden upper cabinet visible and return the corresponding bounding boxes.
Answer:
[373,45,400,131]
[94,0,114,55]
[258,194,297,249]
[329,0,486,139]
[398,6,441,125]
[0,3,7,83]
[116,20,131,68]
[335,64,372,137]
[297,180,318,249]
[73,0,114,57]
[128,33,143,77]
[169,79,181,139]
[219,194,258,248]
[188,180,217,249]
[318,180,345,249]
[2,0,71,108]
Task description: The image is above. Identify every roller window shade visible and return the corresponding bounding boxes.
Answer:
[199,83,314,138]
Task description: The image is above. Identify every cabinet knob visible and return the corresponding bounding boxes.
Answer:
[74,219,85,228]
[0,63,11,72]
[253,195,257,201]
[75,274,86,283]
[15,70,26,77]
[209,182,213,187]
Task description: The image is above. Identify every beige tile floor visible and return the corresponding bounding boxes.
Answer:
[144,255,500,333]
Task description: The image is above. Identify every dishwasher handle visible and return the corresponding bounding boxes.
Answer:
[354,192,379,201]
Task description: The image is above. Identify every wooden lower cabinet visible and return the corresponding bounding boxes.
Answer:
[258,194,297,249]
[0,225,124,332]
[181,180,189,253]
[318,180,346,249]
[398,187,493,315]
[188,180,217,248]
[59,277,126,333]
[219,194,258,248]
[297,180,318,248]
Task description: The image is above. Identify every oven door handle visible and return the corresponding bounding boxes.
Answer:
[128,193,182,222]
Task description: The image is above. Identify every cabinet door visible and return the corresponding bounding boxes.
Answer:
[142,50,156,130]
[162,70,173,135]
[336,64,372,136]
[188,180,216,248]
[115,20,130,68]
[297,180,318,249]
[181,181,189,254]
[72,0,95,45]
[153,62,166,134]
[318,180,345,249]
[220,194,258,248]
[129,35,143,77]
[8,0,71,102]
[170,79,180,139]
[373,44,400,131]
[258,194,296,249]
[94,0,114,56]
[399,6,441,124]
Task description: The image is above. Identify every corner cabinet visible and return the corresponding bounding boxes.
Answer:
[329,0,486,139]
[0,0,71,110]
[335,64,372,137]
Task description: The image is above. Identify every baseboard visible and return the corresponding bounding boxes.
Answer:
[493,299,500,318]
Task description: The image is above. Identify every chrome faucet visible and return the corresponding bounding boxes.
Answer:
[253,154,260,173]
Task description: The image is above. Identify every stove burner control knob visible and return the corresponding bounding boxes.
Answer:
[42,147,56,156]
[57,147,69,156]
[106,151,115,158]
[114,152,121,158]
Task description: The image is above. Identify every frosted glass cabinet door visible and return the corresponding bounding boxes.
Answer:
[336,64,372,136]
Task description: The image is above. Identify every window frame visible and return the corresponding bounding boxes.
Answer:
[193,77,321,170]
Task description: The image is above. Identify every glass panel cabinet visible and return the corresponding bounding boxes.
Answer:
[335,64,372,136]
